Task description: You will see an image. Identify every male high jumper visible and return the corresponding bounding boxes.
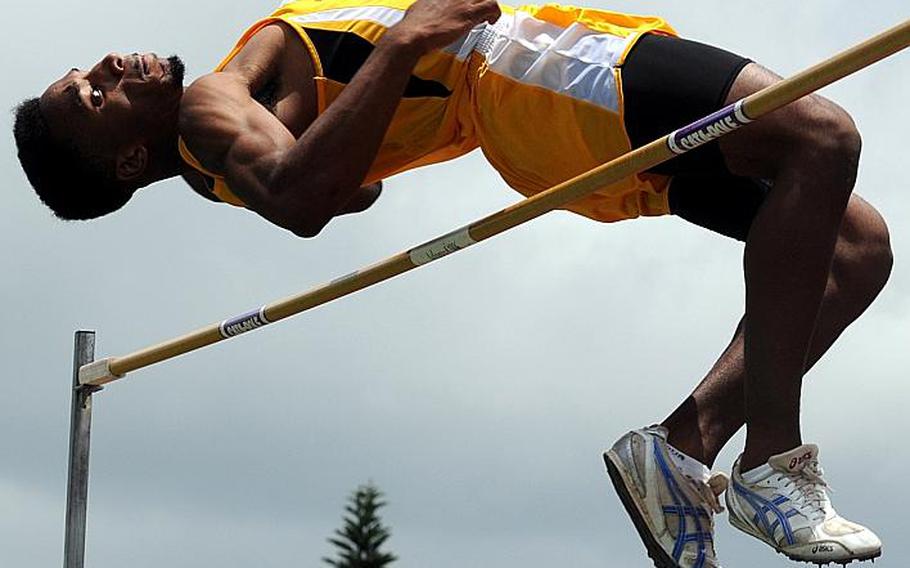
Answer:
[14,0,892,566]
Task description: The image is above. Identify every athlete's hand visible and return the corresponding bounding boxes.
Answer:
[388,0,501,54]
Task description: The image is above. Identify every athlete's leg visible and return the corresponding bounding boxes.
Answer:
[663,193,893,466]
[613,33,889,565]
[704,63,870,469]
[623,36,893,467]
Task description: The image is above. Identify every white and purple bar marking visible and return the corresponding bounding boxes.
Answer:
[219,307,271,339]
[667,100,753,155]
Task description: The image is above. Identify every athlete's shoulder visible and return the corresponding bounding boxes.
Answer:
[181,72,248,113]
[179,22,288,120]
[179,72,250,159]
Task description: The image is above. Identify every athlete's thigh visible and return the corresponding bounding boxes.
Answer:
[716,63,855,180]
[621,32,767,241]
[622,32,750,177]
[668,174,769,242]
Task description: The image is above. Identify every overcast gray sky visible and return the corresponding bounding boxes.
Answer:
[2,1,908,567]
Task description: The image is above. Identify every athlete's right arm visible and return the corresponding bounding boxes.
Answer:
[180,0,500,238]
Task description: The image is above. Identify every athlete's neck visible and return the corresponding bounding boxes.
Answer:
[139,94,195,187]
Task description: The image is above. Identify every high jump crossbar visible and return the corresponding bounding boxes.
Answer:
[78,19,910,388]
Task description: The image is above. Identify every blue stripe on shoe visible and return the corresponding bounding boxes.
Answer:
[662,505,710,519]
[768,509,800,540]
[731,477,797,546]
[652,438,711,568]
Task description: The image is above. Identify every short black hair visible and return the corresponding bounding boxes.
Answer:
[13,97,132,220]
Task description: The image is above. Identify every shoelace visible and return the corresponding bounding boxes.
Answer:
[676,472,728,564]
[689,472,729,515]
[777,460,830,522]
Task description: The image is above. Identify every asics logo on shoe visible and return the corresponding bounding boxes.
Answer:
[788,451,814,470]
[727,449,882,564]
[731,480,800,545]
[653,439,715,566]
[605,427,726,567]
[667,444,686,462]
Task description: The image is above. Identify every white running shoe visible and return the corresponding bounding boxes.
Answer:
[726,444,882,565]
[605,426,729,568]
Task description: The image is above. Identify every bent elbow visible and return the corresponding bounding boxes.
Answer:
[293,225,322,239]
[291,216,328,238]
[264,187,327,239]
[264,169,338,238]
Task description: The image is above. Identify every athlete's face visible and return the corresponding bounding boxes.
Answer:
[39,53,185,181]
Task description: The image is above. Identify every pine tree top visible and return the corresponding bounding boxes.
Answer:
[323,482,397,568]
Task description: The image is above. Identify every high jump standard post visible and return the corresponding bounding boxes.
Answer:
[64,17,908,568]
[64,332,97,568]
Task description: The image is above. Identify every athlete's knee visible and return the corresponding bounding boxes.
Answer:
[830,197,893,300]
[789,97,862,187]
[855,204,894,294]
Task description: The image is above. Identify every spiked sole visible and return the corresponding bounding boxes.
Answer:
[604,450,681,568]
[727,512,881,566]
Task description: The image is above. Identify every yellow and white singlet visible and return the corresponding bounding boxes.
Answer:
[179,0,678,222]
